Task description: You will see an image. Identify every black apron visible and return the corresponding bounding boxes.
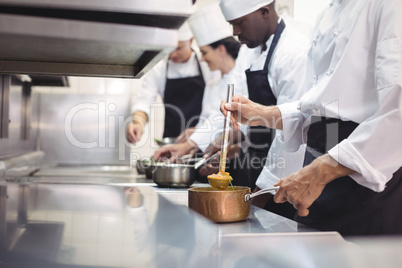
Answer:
[295,116,402,236]
[162,54,205,138]
[229,20,286,190]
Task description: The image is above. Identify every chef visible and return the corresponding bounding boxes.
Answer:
[153,3,249,172]
[126,22,219,144]
[202,0,309,207]
[222,0,402,236]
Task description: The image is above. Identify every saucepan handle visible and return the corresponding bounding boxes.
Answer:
[244,187,279,202]
[193,152,218,170]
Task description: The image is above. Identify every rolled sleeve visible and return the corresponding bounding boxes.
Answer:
[328,140,387,192]
[328,35,402,192]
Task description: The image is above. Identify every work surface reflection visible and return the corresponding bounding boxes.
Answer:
[2,182,400,268]
[1,184,219,268]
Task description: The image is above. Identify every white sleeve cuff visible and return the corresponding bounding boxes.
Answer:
[131,103,151,118]
[277,101,305,152]
[255,166,280,189]
[328,140,388,192]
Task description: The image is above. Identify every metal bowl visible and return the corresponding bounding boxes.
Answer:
[188,186,251,223]
[136,158,153,179]
[152,162,196,188]
[154,137,177,146]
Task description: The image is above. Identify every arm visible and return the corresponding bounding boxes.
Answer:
[128,59,166,144]
[131,59,167,118]
[153,140,199,162]
[176,127,196,143]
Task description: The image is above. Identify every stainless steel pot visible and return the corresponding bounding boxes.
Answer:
[145,165,153,179]
[136,158,153,179]
[152,162,196,188]
[188,186,278,223]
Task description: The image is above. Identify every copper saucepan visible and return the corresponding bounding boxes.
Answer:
[188,186,278,223]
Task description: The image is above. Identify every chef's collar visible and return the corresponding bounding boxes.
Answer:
[260,17,282,52]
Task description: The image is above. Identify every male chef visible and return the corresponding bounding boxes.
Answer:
[222,0,402,236]
[126,22,219,144]
[204,0,309,216]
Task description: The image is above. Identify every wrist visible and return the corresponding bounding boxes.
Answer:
[311,154,353,185]
[186,139,199,150]
[132,111,148,125]
[132,116,147,127]
[262,106,282,130]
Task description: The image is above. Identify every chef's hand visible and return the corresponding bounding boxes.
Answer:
[153,141,198,163]
[221,95,283,131]
[126,111,148,144]
[273,154,354,217]
[176,127,196,143]
[126,122,144,144]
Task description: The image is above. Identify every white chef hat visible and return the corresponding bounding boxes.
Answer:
[219,0,274,21]
[188,3,232,47]
[178,21,193,41]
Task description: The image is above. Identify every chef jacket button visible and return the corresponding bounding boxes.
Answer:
[329,1,334,7]
[313,75,318,84]
[333,31,339,37]
[312,40,317,46]
[297,103,301,110]
[326,71,332,76]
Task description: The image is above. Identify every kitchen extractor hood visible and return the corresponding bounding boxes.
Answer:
[0,0,193,78]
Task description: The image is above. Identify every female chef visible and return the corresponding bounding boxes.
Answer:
[153,3,250,181]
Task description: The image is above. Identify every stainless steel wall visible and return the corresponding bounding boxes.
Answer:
[38,94,131,165]
[0,85,39,156]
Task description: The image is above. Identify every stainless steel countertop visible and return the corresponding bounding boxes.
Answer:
[2,166,402,267]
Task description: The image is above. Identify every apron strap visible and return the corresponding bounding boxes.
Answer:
[166,50,203,80]
[261,19,286,74]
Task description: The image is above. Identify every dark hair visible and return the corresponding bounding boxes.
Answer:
[209,36,241,60]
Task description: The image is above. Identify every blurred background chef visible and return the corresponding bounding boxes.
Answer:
[153,3,250,180]
[126,22,220,144]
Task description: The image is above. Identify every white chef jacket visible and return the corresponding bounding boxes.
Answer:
[131,51,220,117]
[278,0,402,192]
[190,45,250,152]
[251,19,310,189]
